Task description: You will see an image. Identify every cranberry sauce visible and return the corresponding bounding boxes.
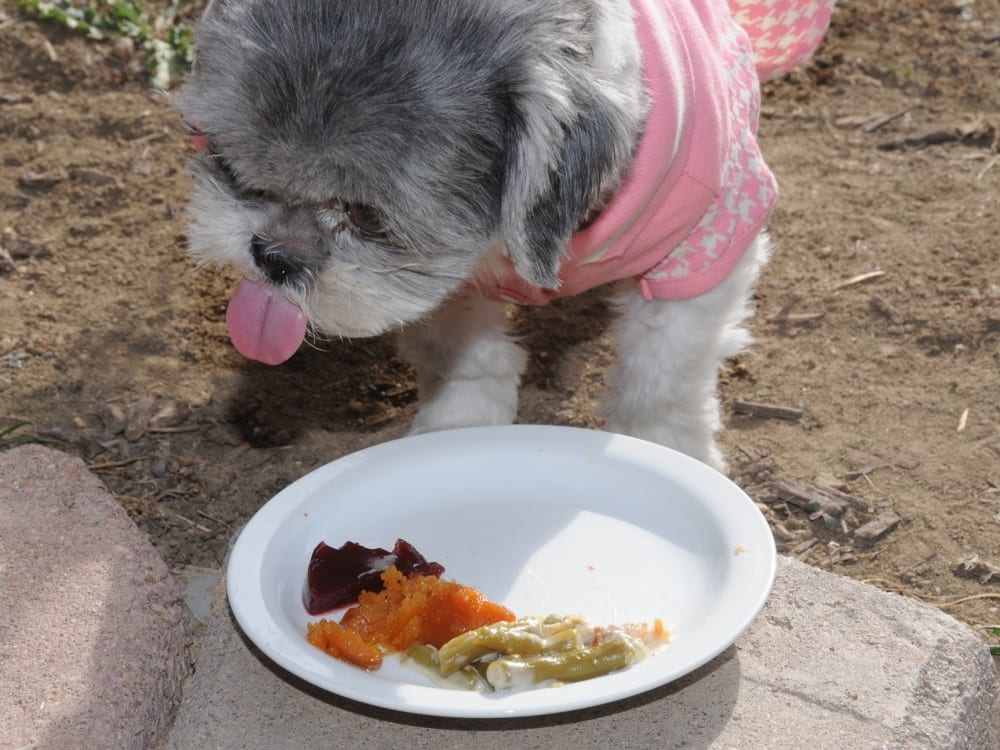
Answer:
[303,538,445,615]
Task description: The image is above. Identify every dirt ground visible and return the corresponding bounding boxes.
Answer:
[1,0,998,649]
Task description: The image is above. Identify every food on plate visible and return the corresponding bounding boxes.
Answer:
[303,538,444,615]
[303,541,671,690]
[306,565,515,669]
[403,615,672,691]
[305,617,385,671]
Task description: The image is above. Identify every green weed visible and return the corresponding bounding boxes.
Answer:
[18,0,195,88]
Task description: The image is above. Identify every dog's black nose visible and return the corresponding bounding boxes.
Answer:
[250,235,304,284]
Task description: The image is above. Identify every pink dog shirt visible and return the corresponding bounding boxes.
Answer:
[480,0,832,305]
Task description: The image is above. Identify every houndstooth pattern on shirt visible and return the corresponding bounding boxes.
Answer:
[728,0,834,82]
[642,18,777,287]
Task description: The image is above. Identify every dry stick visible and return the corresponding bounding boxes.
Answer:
[904,552,938,572]
[197,509,229,527]
[832,270,886,291]
[168,510,212,534]
[845,464,890,481]
[953,557,1000,583]
[869,294,902,323]
[769,293,801,320]
[769,477,869,516]
[862,108,910,133]
[878,129,960,151]
[766,294,825,325]
[958,408,970,432]
[854,512,902,549]
[861,472,880,494]
[731,400,804,422]
[88,453,152,470]
[977,153,1000,180]
[862,577,1000,610]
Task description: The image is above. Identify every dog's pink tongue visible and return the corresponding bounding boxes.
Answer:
[226,278,308,365]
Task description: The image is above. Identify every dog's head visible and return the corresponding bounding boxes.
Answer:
[178,0,643,359]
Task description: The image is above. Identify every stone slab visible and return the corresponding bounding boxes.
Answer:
[0,445,194,750]
[166,555,998,749]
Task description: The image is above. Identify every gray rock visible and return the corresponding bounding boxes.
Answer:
[0,445,194,750]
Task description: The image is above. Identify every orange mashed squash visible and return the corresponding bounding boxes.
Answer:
[306,565,515,670]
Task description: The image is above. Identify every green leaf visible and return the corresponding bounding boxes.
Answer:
[19,0,195,87]
[0,421,65,447]
[0,421,31,441]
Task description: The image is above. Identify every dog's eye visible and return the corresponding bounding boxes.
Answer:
[344,202,386,237]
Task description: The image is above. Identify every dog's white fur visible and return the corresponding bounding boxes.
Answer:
[400,234,770,472]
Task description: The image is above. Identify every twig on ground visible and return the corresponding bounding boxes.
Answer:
[167,511,212,534]
[869,294,902,323]
[88,453,152,470]
[736,444,770,461]
[953,556,1000,585]
[878,129,961,151]
[731,400,804,422]
[197,509,229,528]
[148,425,201,434]
[957,409,970,432]
[977,153,1000,180]
[854,512,902,549]
[845,464,890,481]
[863,578,1000,610]
[905,552,938,572]
[861,108,910,133]
[832,270,886,290]
[766,293,826,325]
[794,538,818,560]
[768,478,870,516]
[879,120,997,152]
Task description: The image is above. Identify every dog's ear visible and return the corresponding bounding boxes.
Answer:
[500,77,634,290]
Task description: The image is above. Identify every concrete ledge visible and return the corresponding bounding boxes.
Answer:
[166,556,997,749]
[0,446,194,750]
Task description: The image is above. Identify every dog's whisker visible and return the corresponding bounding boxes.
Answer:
[301,330,334,353]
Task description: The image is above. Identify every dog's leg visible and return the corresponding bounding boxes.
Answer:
[398,294,527,434]
[604,233,773,473]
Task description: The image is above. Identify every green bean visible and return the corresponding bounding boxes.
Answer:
[402,644,484,690]
[437,620,546,675]
[539,614,590,635]
[537,625,584,654]
[404,615,663,692]
[485,636,645,691]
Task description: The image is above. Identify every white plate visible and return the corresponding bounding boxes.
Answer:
[227,425,776,718]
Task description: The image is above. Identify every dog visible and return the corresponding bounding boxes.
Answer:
[178,0,832,473]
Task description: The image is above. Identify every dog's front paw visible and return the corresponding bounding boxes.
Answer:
[409,377,518,435]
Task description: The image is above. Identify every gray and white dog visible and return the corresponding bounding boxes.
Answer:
[178,0,790,472]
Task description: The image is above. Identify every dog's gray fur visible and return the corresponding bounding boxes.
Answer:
[178,0,645,336]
